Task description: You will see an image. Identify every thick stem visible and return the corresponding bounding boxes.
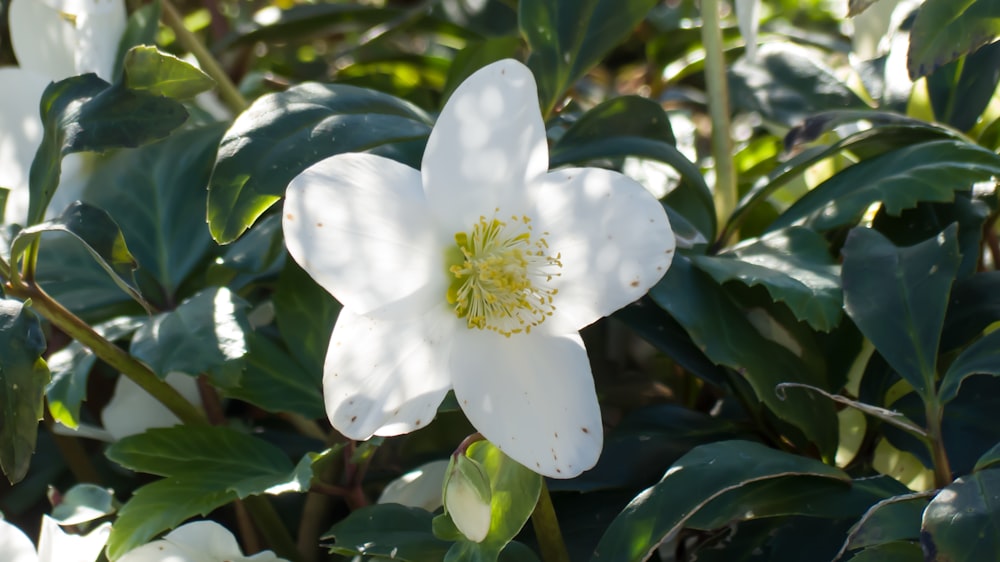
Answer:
[530,480,570,562]
[699,0,738,236]
[925,398,953,489]
[160,0,248,114]
[6,282,208,426]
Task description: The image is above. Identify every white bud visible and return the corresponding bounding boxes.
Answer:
[443,454,492,543]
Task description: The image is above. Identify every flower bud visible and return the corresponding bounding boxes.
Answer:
[443,453,492,542]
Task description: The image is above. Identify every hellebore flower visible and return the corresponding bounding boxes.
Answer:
[282,59,675,478]
[0,0,126,224]
[0,514,110,562]
[115,521,289,562]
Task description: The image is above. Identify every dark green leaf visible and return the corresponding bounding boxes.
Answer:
[908,0,1000,79]
[559,96,675,146]
[30,75,188,224]
[939,328,1000,404]
[83,125,224,301]
[114,0,161,79]
[207,83,432,243]
[692,227,842,331]
[590,440,848,562]
[770,140,1000,232]
[105,426,304,559]
[222,3,404,47]
[975,442,1000,472]
[943,272,1000,351]
[0,300,48,484]
[273,258,339,379]
[221,331,324,419]
[520,0,659,114]
[844,542,924,562]
[129,287,251,386]
[841,225,960,398]
[729,42,869,127]
[323,504,451,560]
[839,492,931,554]
[650,257,839,458]
[848,0,883,16]
[12,202,149,312]
[438,0,519,37]
[46,316,144,428]
[927,42,1000,131]
[122,46,214,100]
[921,469,1000,561]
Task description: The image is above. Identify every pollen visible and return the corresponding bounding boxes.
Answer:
[446,210,561,336]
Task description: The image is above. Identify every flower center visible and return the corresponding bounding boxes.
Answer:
[446,210,561,337]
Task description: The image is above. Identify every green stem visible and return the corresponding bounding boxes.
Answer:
[6,282,209,426]
[160,0,248,114]
[699,0,737,238]
[530,480,570,562]
[925,397,953,488]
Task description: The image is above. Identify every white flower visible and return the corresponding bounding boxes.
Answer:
[100,372,202,441]
[282,59,675,478]
[0,0,126,225]
[0,514,110,562]
[116,520,289,562]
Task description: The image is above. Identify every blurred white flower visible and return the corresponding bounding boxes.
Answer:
[100,372,201,441]
[283,59,675,478]
[115,521,289,562]
[0,514,109,562]
[0,0,126,225]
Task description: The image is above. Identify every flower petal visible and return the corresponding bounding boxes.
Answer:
[37,516,109,562]
[283,153,446,317]
[72,1,127,81]
[450,330,602,478]
[8,0,78,80]
[530,167,675,333]
[0,69,49,225]
[422,59,548,233]
[100,372,201,441]
[324,307,454,440]
[377,459,450,511]
[0,518,37,562]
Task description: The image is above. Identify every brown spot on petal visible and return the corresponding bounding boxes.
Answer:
[316,222,323,227]
[581,427,590,434]
[350,416,357,422]
[630,280,640,287]
[554,432,559,438]
[556,468,562,474]
[415,419,422,426]
[286,213,294,220]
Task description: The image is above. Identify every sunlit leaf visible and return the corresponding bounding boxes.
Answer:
[908,0,1000,79]
[921,469,1000,561]
[122,45,214,100]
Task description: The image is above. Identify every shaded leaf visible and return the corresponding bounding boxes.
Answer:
[769,140,1000,232]
[105,426,305,559]
[921,468,1000,561]
[848,0,884,17]
[129,287,251,386]
[590,440,848,562]
[520,0,659,114]
[939,328,1000,404]
[272,258,339,380]
[0,300,48,484]
[844,542,924,562]
[838,491,932,555]
[323,504,450,560]
[908,0,1000,79]
[692,227,842,331]
[441,37,525,105]
[207,82,432,243]
[220,331,324,419]
[975,442,1000,472]
[841,225,960,398]
[113,0,162,79]
[926,42,1000,131]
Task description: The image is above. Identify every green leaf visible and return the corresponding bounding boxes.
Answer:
[82,125,224,302]
[113,0,161,79]
[975,442,1000,472]
[29,75,188,225]
[590,440,848,562]
[272,258,340,379]
[122,46,214,100]
[729,42,870,127]
[129,287,251,386]
[908,0,1000,80]
[838,491,932,554]
[939,328,1000,404]
[921,468,1000,561]
[650,257,839,458]
[848,0,883,17]
[844,542,924,562]
[207,83,432,243]
[323,504,451,560]
[691,227,842,331]
[50,483,118,525]
[927,42,1000,131]
[46,316,144,428]
[519,0,659,114]
[220,331,324,419]
[770,140,1000,232]
[105,425,303,559]
[11,202,149,312]
[0,300,49,484]
[841,225,960,398]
